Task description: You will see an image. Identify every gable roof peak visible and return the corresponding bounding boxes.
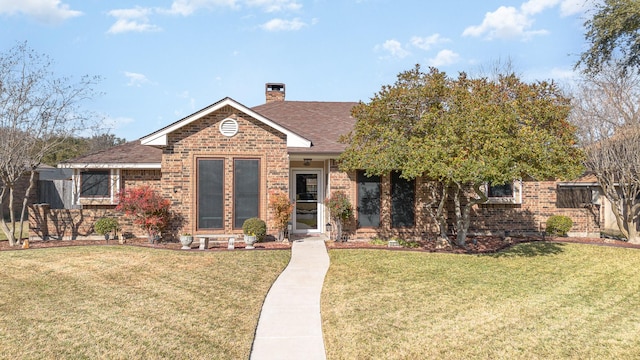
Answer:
[139,97,311,148]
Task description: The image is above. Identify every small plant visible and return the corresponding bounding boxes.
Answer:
[325,191,353,241]
[242,217,267,241]
[94,217,119,238]
[546,215,573,237]
[370,238,387,246]
[397,238,421,248]
[269,191,294,240]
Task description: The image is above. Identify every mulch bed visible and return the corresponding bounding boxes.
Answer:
[2,235,639,253]
[0,237,292,251]
[325,235,640,254]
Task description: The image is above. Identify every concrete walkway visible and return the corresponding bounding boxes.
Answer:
[250,236,330,360]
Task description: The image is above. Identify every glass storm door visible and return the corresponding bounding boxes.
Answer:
[293,171,322,233]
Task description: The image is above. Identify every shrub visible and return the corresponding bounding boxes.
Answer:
[325,191,353,241]
[325,191,353,222]
[269,191,294,233]
[116,185,171,243]
[94,217,119,236]
[242,217,266,241]
[397,238,421,248]
[546,215,573,236]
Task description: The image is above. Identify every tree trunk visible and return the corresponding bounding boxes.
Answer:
[452,182,488,247]
[0,186,17,246]
[18,170,36,243]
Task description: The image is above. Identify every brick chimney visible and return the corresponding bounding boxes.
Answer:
[265,83,285,103]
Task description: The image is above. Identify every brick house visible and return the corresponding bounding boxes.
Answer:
[30,83,602,241]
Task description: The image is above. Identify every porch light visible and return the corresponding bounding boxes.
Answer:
[326,222,332,233]
[303,158,312,166]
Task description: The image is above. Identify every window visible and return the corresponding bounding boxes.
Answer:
[80,170,110,197]
[357,171,380,228]
[391,171,415,228]
[485,181,522,204]
[198,159,224,229]
[488,183,513,198]
[557,186,593,208]
[234,159,260,229]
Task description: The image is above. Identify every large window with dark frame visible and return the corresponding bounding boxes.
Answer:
[391,171,415,228]
[234,159,260,229]
[197,159,224,229]
[357,170,381,228]
[80,170,110,197]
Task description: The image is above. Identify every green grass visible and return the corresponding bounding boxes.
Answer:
[0,246,290,359]
[322,243,640,359]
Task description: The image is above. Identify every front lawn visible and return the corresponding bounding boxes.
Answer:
[322,242,640,359]
[0,246,290,359]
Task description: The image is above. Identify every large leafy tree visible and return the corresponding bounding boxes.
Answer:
[340,65,583,246]
[578,0,640,74]
[0,42,101,246]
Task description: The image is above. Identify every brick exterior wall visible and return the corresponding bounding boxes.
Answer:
[28,170,161,240]
[29,204,148,241]
[332,173,601,241]
[159,105,289,237]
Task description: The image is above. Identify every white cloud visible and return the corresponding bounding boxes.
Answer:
[163,0,238,16]
[463,0,590,41]
[376,39,410,59]
[124,72,152,87]
[559,0,592,16]
[410,34,450,51]
[107,7,161,34]
[162,0,300,16]
[463,6,546,40]
[427,49,460,67]
[521,0,560,15]
[260,17,306,31]
[245,0,302,13]
[0,0,82,24]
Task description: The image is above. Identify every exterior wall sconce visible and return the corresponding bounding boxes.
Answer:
[303,158,311,166]
[326,222,332,239]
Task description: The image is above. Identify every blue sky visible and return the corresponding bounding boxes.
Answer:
[1,0,594,141]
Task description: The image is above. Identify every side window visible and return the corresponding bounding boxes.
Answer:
[234,159,260,229]
[197,159,224,229]
[485,181,522,204]
[357,171,380,228]
[80,170,110,197]
[557,186,593,208]
[488,183,513,198]
[391,171,415,228]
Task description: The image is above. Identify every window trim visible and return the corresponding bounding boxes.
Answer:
[391,171,416,228]
[356,170,381,228]
[80,170,111,198]
[484,180,522,204]
[74,169,120,205]
[196,157,225,231]
[232,158,261,230]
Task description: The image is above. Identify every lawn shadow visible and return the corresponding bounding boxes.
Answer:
[490,241,566,258]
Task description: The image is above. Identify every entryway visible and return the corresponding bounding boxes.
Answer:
[292,170,323,234]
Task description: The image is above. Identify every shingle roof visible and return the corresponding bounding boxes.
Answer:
[58,140,162,167]
[251,101,358,154]
[60,99,358,167]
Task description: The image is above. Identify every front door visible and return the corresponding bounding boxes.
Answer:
[292,170,322,233]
